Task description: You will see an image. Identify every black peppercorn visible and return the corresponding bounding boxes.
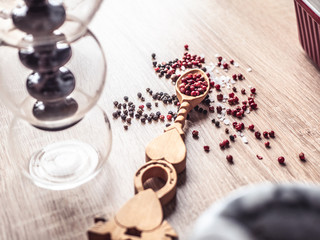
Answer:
[146,102,152,108]
[112,112,118,118]
[215,121,220,127]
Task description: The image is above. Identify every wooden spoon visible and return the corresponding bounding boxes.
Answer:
[145,69,210,173]
[166,68,210,135]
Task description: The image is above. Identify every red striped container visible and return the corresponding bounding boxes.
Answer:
[294,0,320,68]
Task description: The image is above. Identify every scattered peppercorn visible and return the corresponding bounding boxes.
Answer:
[269,131,275,138]
[204,145,210,152]
[137,92,142,98]
[255,131,261,139]
[151,53,156,59]
[184,44,189,50]
[226,155,233,163]
[250,88,256,94]
[112,112,118,118]
[263,131,269,138]
[256,155,263,160]
[248,124,254,131]
[265,141,270,148]
[123,124,128,130]
[211,119,215,123]
[215,121,220,127]
[229,135,235,141]
[225,128,229,134]
[299,152,305,161]
[278,156,285,164]
[146,102,152,108]
[241,88,246,94]
[113,101,118,107]
[192,130,199,138]
[124,96,129,102]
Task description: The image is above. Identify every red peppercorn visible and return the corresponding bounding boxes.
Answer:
[215,84,221,91]
[159,115,165,121]
[210,81,215,88]
[209,106,215,112]
[269,131,275,138]
[263,131,269,138]
[139,105,144,109]
[230,59,234,65]
[236,112,243,118]
[232,122,238,128]
[192,130,199,138]
[223,63,229,69]
[256,155,263,160]
[265,141,270,148]
[278,156,285,164]
[184,44,189,50]
[217,94,223,101]
[241,88,246,94]
[216,106,222,114]
[219,142,225,149]
[229,92,235,98]
[251,88,256,94]
[217,62,221,67]
[223,139,230,148]
[238,73,244,80]
[204,145,210,152]
[255,131,261,139]
[226,155,233,163]
[248,124,254,131]
[167,114,172,121]
[217,56,223,62]
[226,109,232,115]
[299,152,305,161]
[232,74,237,80]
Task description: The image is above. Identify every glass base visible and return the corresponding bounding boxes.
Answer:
[9,105,112,190]
[29,140,99,190]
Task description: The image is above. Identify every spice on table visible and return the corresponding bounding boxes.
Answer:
[256,155,263,160]
[241,88,246,94]
[278,156,285,164]
[192,130,199,138]
[151,53,156,59]
[203,145,210,152]
[248,124,254,131]
[299,152,305,161]
[263,131,269,138]
[250,88,256,94]
[215,121,220,127]
[226,155,233,163]
[265,141,270,148]
[184,44,189,50]
[255,131,261,139]
[269,130,275,138]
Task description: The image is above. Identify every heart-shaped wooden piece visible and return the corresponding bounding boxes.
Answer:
[145,127,186,173]
[115,189,163,231]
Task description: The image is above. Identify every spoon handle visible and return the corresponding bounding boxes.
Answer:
[173,101,191,129]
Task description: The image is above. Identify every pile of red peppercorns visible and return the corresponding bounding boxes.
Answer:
[179,73,208,96]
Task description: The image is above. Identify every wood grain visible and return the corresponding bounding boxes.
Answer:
[1,0,320,239]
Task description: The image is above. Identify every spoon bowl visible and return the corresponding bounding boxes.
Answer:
[175,69,210,109]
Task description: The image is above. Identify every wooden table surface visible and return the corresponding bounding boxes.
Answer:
[1,0,320,239]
